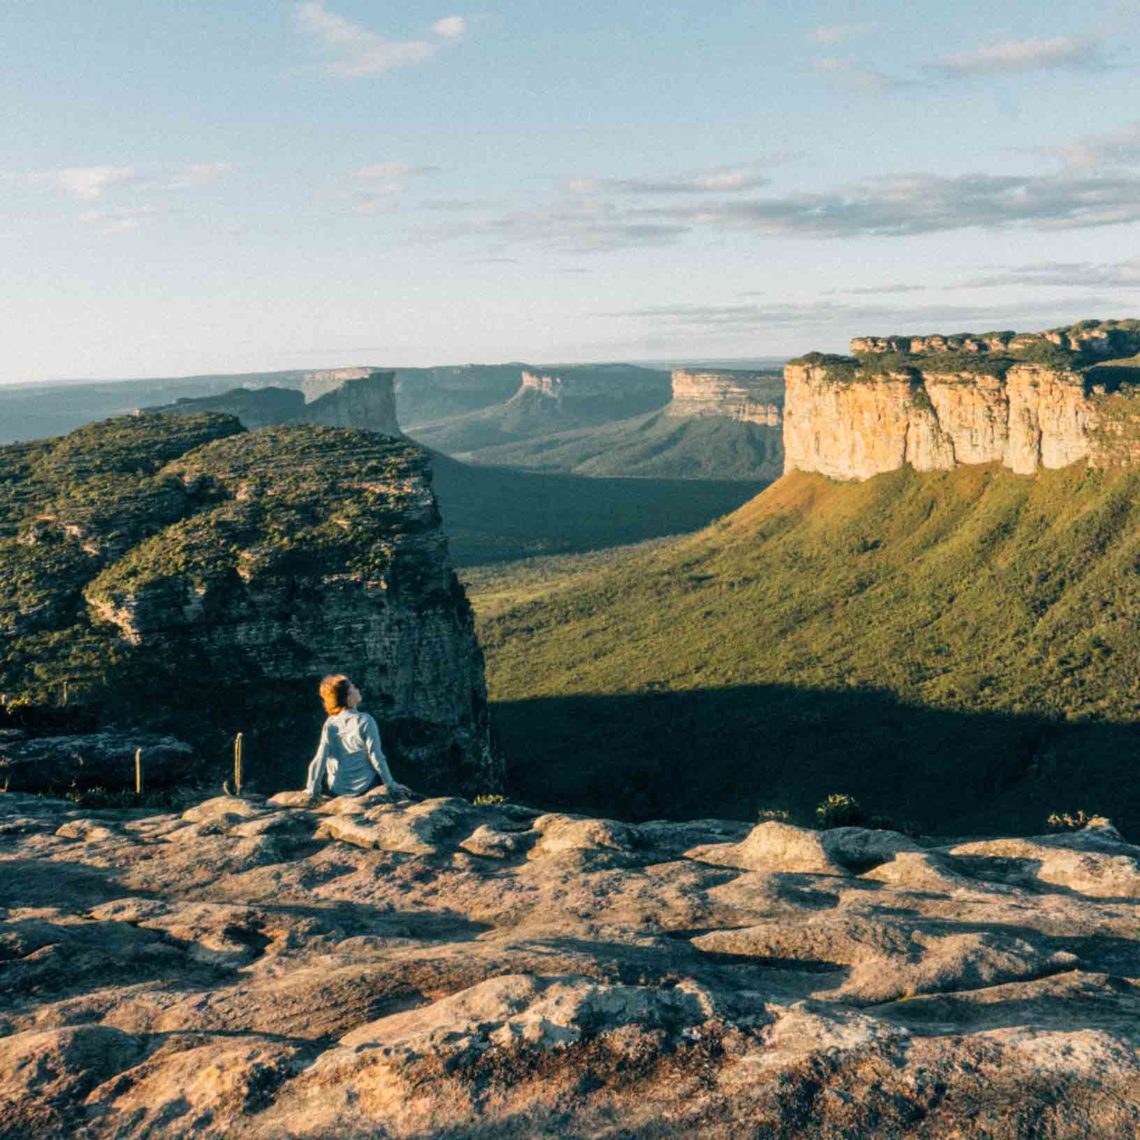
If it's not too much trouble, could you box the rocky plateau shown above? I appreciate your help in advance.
[784,321,1140,481]
[668,370,783,427]
[0,788,1137,1136]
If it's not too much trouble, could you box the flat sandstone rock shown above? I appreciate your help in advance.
[0,789,1137,1137]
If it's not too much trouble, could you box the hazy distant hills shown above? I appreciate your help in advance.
[406,364,672,454]
[455,406,785,480]
[468,463,1140,833]
[0,365,525,446]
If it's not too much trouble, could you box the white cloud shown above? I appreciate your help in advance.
[294,1,443,77]
[53,166,136,200]
[936,35,1106,76]
[432,15,466,40]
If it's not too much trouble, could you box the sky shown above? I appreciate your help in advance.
[1,0,1138,382]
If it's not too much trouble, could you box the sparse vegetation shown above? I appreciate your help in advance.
[473,793,506,806]
[816,793,864,829]
[468,465,1140,833]
[1046,810,1092,832]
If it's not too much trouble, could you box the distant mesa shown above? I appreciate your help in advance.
[142,368,400,437]
[784,319,1140,480]
[668,368,783,426]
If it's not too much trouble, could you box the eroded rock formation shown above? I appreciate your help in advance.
[1,789,1136,1136]
[668,369,783,426]
[144,370,400,437]
[0,414,495,794]
[851,318,1140,359]
[784,321,1140,480]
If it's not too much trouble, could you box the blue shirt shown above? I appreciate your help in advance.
[305,709,396,798]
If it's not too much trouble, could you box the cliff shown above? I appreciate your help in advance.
[668,369,783,426]
[784,321,1140,480]
[143,370,401,437]
[0,414,495,794]
[2,787,1137,1136]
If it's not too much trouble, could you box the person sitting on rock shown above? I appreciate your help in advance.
[305,674,405,801]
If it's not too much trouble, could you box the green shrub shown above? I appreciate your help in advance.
[473,793,506,806]
[816,793,864,829]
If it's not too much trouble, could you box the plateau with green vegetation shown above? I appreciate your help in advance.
[466,464,1140,835]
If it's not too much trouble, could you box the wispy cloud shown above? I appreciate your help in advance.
[812,57,918,93]
[612,297,1120,341]
[432,15,466,40]
[1051,121,1140,171]
[935,35,1108,76]
[295,2,464,77]
[424,159,1140,254]
[52,166,136,200]
[568,164,771,196]
[960,259,1140,290]
[811,22,876,45]
[351,161,437,213]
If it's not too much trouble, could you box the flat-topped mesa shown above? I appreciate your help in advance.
[143,370,401,437]
[668,369,783,426]
[784,321,1140,480]
[851,318,1140,360]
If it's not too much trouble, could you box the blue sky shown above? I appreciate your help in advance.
[1,0,1138,382]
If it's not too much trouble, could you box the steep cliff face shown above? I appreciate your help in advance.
[783,363,1107,479]
[667,369,783,426]
[0,414,495,794]
[144,371,401,437]
[784,322,1140,480]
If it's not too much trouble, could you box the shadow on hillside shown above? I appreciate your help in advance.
[493,685,1140,838]
[430,454,766,566]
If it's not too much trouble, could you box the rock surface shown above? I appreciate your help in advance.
[1,791,1136,1137]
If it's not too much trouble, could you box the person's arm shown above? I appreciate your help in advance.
[362,714,398,794]
[305,723,332,799]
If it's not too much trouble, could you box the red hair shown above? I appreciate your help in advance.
[319,674,351,716]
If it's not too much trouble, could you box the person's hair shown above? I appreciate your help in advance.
[319,674,352,716]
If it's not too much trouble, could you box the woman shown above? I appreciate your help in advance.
[305,674,403,800]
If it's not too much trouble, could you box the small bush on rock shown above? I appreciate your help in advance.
[1047,810,1092,832]
[816,793,864,830]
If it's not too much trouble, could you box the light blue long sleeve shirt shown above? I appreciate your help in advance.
[305,709,397,798]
